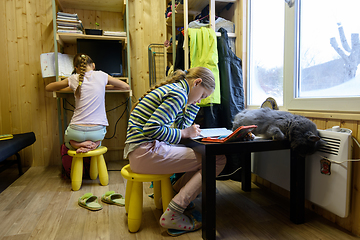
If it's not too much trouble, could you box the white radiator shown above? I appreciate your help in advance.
[251,127,353,218]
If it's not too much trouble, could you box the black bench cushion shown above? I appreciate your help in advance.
[0,132,36,162]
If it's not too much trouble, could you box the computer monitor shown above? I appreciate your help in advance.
[77,39,123,77]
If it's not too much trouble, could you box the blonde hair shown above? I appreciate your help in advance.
[73,53,94,98]
[132,67,215,110]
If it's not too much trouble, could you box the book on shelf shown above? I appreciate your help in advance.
[57,20,84,28]
[103,31,126,37]
[57,12,79,19]
[56,16,79,21]
[56,12,84,33]
[57,29,84,34]
[57,26,80,30]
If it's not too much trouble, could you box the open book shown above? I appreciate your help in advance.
[200,125,257,143]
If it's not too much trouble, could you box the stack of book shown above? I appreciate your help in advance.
[56,12,84,34]
[103,31,126,37]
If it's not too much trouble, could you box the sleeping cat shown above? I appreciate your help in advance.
[232,108,325,155]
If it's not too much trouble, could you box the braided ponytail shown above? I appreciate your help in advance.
[73,54,94,98]
[74,55,87,98]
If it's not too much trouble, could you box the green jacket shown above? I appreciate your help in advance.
[188,27,220,106]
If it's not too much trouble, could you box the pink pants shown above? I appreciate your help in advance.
[128,140,227,209]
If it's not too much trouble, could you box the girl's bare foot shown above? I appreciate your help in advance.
[76,147,91,153]
[70,140,101,153]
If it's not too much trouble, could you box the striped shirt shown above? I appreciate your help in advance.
[124,79,200,158]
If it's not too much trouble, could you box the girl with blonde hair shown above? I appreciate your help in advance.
[124,67,226,236]
[46,53,130,153]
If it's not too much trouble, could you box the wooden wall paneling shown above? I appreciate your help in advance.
[130,0,146,100]
[99,11,123,31]
[0,0,10,135]
[27,0,46,166]
[128,0,167,101]
[37,0,53,166]
[42,0,60,166]
[23,0,33,166]
[82,10,97,30]
[6,0,20,135]
[325,119,342,130]
[40,0,58,167]
[311,118,326,130]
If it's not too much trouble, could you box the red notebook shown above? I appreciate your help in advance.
[201,125,257,143]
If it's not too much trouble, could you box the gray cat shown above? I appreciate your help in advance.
[232,108,324,155]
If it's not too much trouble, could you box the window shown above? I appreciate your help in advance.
[297,0,360,99]
[248,0,285,106]
[248,0,360,112]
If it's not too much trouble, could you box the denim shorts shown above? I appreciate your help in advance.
[64,124,107,150]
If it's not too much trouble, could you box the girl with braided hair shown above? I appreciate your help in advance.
[46,53,130,153]
[124,67,226,236]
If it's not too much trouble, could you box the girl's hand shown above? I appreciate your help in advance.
[107,76,130,90]
[181,124,201,139]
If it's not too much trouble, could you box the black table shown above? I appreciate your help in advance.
[185,138,305,240]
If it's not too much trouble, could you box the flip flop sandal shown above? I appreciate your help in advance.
[101,191,125,206]
[78,193,103,211]
[167,210,202,237]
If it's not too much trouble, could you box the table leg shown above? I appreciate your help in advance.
[241,151,251,192]
[290,150,305,224]
[202,152,216,240]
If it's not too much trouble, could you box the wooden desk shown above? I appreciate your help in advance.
[52,90,132,145]
[185,138,305,240]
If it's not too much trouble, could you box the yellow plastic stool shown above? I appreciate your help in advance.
[68,146,108,191]
[121,164,174,232]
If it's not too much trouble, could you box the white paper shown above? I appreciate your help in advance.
[40,53,55,78]
[192,128,233,139]
[58,53,74,77]
[40,52,74,78]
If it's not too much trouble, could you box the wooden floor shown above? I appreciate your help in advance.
[0,161,358,240]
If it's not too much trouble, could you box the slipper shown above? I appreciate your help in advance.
[101,191,125,206]
[78,193,103,211]
[167,210,202,237]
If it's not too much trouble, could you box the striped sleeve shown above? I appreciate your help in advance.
[142,89,187,144]
[174,104,200,129]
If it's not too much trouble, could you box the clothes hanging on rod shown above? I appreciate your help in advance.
[194,27,244,130]
[217,27,244,129]
[188,27,221,106]
[189,17,236,52]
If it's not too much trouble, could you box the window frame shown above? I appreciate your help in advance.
[247,0,360,112]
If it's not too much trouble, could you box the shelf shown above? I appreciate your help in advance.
[166,0,237,27]
[53,89,132,98]
[57,0,125,13]
[57,33,127,45]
